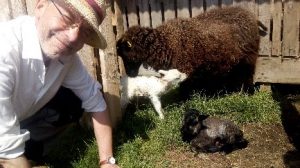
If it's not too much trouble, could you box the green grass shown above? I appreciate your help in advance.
[45,90,281,168]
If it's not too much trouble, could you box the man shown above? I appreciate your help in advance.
[0,0,120,167]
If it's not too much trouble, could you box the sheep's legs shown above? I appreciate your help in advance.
[150,96,164,119]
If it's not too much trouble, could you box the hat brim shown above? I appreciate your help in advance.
[64,0,107,49]
[86,25,107,49]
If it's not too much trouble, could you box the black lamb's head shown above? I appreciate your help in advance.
[117,26,156,77]
[181,109,209,142]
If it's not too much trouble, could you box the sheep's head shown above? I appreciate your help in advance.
[117,26,156,77]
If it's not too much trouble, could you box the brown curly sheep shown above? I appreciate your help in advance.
[117,6,260,96]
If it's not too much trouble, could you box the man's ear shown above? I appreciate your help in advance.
[35,0,49,18]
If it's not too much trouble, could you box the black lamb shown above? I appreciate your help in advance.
[181,109,248,154]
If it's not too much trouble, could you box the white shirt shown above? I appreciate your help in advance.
[0,16,107,159]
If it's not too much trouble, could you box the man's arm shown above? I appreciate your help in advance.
[91,109,119,168]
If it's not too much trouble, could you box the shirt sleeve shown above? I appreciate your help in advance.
[0,33,30,159]
[62,55,107,112]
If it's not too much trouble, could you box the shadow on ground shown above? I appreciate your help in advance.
[272,84,300,168]
[42,124,94,168]
[115,102,155,145]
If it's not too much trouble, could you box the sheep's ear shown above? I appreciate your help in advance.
[158,70,167,75]
[126,40,132,48]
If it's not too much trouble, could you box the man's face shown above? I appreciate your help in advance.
[35,0,93,59]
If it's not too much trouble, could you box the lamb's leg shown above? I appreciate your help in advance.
[149,96,164,119]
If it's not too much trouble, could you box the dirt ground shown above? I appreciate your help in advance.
[163,85,300,168]
[164,124,300,168]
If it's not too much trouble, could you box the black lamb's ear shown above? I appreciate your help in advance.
[198,114,209,121]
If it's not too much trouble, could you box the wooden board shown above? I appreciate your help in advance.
[191,0,204,17]
[0,0,27,21]
[282,0,300,57]
[99,7,122,126]
[0,0,12,21]
[254,57,300,84]
[137,0,151,27]
[126,0,139,27]
[163,0,176,21]
[25,0,36,16]
[222,0,233,7]
[149,0,163,28]
[257,0,271,56]
[177,0,190,18]
[271,0,282,57]
[206,0,219,11]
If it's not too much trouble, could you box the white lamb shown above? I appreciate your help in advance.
[120,69,187,119]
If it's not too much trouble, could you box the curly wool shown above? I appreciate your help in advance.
[117,6,259,87]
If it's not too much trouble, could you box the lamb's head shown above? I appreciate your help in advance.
[181,109,209,142]
[159,69,187,86]
[117,26,156,77]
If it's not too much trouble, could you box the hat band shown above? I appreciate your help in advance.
[85,0,104,23]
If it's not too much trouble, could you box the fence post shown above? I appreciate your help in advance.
[99,1,122,127]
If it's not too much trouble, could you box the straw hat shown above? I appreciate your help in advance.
[63,0,107,49]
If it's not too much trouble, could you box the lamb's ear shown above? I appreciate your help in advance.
[198,114,209,121]
[158,70,167,75]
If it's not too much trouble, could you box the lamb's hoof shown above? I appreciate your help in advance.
[159,115,165,119]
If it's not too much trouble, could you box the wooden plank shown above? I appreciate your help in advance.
[25,0,36,16]
[114,0,126,76]
[163,0,176,21]
[99,5,122,127]
[126,0,139,27]
[120,0,128,30]
[233,0,257,14]
[177,0,190,18]
[205,0,219,11]
[78,45,97,79]
[0,0,12,21]
[271,0,282,57]
[115,0,125,39]
[149,0,162,28]
[0,0,27,21]
[191,0,204,17]
[282,0,300,57]
[254,57,300,84]
[222,0,233,7]
[257,0,271,56]
[10,0,27,17]
[137,0,151,27]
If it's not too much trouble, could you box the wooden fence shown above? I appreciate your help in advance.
[1,0,300,125]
